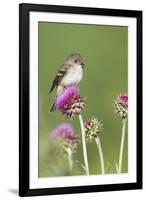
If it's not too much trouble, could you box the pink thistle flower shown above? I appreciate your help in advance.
[49,123,79,150]
[115,94,128,118]
[55,86,85,118]
[50,123,75,140]
[55,86,79,109]
[118,94,128,105]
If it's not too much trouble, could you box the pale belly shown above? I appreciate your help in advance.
[60,65,83,86]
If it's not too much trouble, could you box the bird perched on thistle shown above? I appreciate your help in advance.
[49,53,84,112]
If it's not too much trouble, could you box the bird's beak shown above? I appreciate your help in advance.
[81,62,85,68]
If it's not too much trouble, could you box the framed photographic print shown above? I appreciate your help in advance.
[19,3,142,197]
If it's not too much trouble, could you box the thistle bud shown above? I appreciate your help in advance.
[84,118,103,142]
[114,94,128,119]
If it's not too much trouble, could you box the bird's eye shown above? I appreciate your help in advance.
[74,59,78,63]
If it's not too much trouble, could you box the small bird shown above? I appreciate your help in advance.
[49,53,84,112]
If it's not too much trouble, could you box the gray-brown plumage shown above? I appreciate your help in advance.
[49,63,68,94]
[49,53,84,112]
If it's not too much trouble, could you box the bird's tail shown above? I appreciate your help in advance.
[49,86,64,112]
[50,101,56,112]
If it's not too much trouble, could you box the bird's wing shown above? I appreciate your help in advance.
[49,63,68,93]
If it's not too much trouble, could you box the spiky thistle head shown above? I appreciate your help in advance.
[84,118,103,142]
[55,86,85,118]
[114,94,128,119]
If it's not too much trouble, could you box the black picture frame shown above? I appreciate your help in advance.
[19,3,143,197]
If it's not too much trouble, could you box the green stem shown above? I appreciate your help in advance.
[78,114,89,175]
[118,118,127,173]
[66,148,73,171]
[95,136,105,174]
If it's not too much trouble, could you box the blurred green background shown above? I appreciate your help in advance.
[38,22,128,177]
